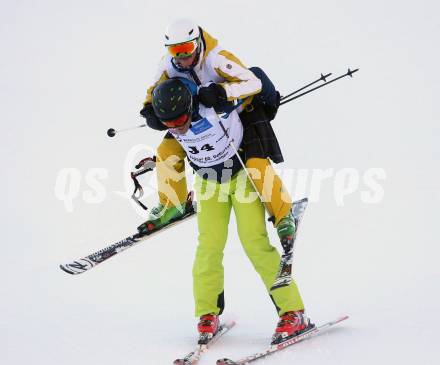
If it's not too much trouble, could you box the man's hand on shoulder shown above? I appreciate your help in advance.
[198,83,228,109]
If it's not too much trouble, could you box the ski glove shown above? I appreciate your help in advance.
[253,91,281,121]
[263,90,281,121]
[198,83,228,110]
[140,103,167,131]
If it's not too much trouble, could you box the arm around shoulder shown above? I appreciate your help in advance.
[213,50,262,101]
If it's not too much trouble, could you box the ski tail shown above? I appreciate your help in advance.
[174,321,235,365]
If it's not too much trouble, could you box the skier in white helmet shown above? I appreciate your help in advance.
[139,19,310,344]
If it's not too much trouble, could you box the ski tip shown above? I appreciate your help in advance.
[217,359,237,365]
[59,264,76,275]
[173,360,184,365]
[226,320,237,328]
[335,315,350,323]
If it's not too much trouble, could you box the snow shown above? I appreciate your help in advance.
[1,1,439,364]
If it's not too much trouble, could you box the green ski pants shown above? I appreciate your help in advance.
[193,170,304,317]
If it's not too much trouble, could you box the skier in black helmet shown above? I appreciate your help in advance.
[148,76,313,345]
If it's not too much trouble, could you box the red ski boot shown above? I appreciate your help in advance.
[197,314,220,345]
[271,310,314,345]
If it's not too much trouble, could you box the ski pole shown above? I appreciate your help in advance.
[280,68,359,106]
[107,124,146,138]
[280,72,332,101]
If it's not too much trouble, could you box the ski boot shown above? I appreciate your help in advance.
[276,210,297,254]
[197,314,220,345]
[271,310,314,345]
[137,202,187,234]
[270,211,298,290]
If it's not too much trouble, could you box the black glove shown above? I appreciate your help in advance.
[140,103,167,131]
[264,91,281,121]
[198,83,228,110]
[253,91,281,121]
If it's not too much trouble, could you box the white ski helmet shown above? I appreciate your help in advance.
[164,18,200,46]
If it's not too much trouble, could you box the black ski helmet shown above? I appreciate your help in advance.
[152,78,193,121]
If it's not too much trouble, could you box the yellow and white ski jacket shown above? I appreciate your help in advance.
[144,29,262,107]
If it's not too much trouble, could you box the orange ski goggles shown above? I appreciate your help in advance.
[167,39,198,58]
[161,113,190,128]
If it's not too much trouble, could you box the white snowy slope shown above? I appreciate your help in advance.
[1,1,439,365]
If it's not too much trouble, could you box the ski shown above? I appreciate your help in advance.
[216,315,348,365]
[271,198,308,290]
[174,321,236,365]
[60,201,196,275]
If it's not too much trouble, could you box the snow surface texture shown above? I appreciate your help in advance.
[1,1,439,364]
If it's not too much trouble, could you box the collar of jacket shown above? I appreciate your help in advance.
[199,28,218,66]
